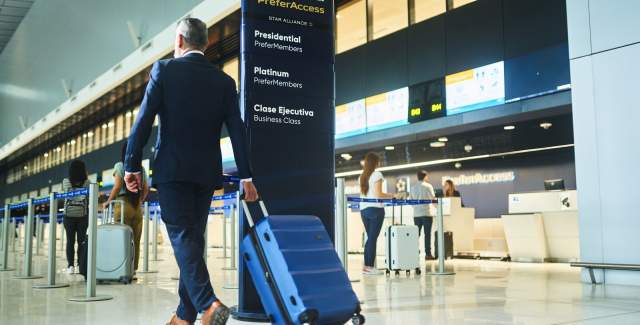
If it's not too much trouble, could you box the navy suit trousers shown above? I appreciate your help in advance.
[157,182,216,322]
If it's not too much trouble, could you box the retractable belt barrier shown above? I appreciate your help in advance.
[336,182,454,277]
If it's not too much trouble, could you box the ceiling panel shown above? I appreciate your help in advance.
[0,0,35,54]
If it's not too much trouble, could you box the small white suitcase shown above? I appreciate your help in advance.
[384,205,421,276]
[97,200,135,284]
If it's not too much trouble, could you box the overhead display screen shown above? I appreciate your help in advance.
[446,61,505,115]
[505,44,571,102]
[408,78,445,123]
[335,99,366,139]
[365,87,409,132]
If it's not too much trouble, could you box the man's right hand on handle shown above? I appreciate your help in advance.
[243,181,259,202]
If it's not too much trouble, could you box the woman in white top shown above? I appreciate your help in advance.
[359,152,395,275]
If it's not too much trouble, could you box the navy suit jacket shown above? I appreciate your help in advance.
[124,53,252,188]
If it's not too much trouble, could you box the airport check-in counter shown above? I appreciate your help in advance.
[501,190,579,262]
[346,197,475,258]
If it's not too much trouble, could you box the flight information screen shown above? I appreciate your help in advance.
[365,87,409,132]
[446,61,505,115]
[408,78,446,123]
[335,99,366,139]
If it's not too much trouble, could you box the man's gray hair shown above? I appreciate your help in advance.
[177,18,208,50]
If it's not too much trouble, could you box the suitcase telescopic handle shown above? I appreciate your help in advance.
[107,200,125,225]
[240,195,268,228]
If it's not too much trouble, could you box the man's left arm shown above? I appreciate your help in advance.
[124,61,163,191]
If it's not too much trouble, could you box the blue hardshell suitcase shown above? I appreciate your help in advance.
[241,200,365,325]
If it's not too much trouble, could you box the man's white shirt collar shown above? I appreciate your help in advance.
[182,50,204,57]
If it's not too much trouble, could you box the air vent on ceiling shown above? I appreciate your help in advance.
[70,96,77,102]
[55,108,61,113]
[141,41,153,52]
[89,81,97,88]
[113,63,122,72]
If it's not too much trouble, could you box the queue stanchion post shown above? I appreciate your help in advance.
[223,202,239,289]
[69,184,113,302]
[151,207,162,261]
[428,198,455,276]
[223,202,237,272]
[15,199,42,279]
[218,207,228,260]
[34,193,69,289]
[10,217,16,253]
[138,202,157,274]
[1,205,14,272]
[35,216,42,256]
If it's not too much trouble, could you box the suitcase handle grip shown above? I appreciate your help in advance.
[240,195,268,228]
[107,200,125,225]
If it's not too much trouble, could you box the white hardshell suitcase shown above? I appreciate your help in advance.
[384,205,421,276]
[97,200,135,284]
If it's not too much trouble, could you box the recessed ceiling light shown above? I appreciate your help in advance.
[56,147,61,152]
[438,137,448,142]
[126,111,132,117]
[504,125,515,130]
[454,162,462,169]
[102,124,108,129]
[385,146,395,151]
[23,165,28,170]
[540,122,552,129]
[464,144,473,152]
[340,153,352,161]
[430,141,445,148]
[43,153,49,157]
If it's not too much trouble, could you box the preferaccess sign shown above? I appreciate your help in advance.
[237,0,335,319]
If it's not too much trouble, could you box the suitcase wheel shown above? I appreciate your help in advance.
[395,270,400,277]
[119,276,132,285]
[298,309,319,324]
[385,270,390,276]
[415,268,422,276]
[352,313,366,325]
[406,270,411,277]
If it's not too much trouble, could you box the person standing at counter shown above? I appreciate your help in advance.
[444,179,463,206]
[359,152,395,275]
[409,170,436,260]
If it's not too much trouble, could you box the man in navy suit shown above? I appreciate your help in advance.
[124,18,258,325]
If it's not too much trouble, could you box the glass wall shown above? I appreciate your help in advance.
[336,0,367,53]
[415,0,446,23]
[5,108,146,185]
[371,0,408,40]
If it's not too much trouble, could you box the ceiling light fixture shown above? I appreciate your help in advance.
[102,124,108,129]
[540,122,552,130]
[385,146,395,151]
[340,153,352,161]
[464,144,473,153]
[430,141,445,148]
[43,153,48,158]
[504,125,515,130]
[334,144,575,177]
[438,137,448,142]
[454,162,462,169]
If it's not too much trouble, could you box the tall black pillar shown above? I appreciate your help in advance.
[233,0,336,320]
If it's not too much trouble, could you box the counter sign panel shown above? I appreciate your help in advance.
[239,0,335,317]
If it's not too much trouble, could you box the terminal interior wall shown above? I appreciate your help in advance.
[567,0,640,285]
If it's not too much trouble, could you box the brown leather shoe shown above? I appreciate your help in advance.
[201,301,230,325]
[166,313,193,325]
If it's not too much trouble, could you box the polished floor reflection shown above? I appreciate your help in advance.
[1,241,640,325]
